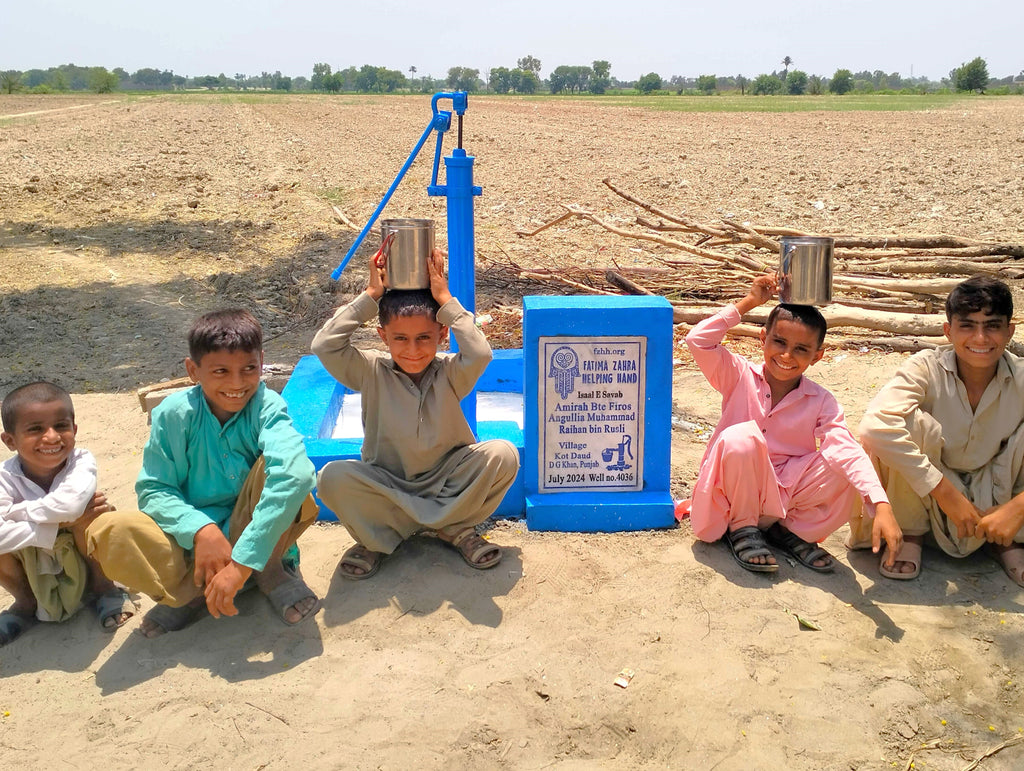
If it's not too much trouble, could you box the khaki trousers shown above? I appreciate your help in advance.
[316,439,519,554]
[86,457,318,607]
[14,532,89,622]
[849,410,1024,556]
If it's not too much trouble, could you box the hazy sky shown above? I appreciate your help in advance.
[4,0,1021,82]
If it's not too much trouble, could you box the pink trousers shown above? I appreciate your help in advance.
[690,421,858,543]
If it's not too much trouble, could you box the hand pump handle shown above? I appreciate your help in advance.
[329,93,466,280]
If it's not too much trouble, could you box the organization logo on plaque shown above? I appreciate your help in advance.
[539,337,645,492]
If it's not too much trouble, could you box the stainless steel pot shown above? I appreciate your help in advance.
[379,218,434,289]
[778,236,834,306]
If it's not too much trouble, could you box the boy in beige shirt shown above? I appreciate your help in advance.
[312,251,519,579]
[851,276,1024,585]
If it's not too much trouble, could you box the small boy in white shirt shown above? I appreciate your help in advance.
[0,381,133,646]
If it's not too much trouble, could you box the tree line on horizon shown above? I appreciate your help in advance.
[2,56,1020,96]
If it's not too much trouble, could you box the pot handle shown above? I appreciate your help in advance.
[373,232,397,269]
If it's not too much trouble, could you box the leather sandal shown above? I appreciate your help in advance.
[765,522,835,573]
[725,525,778,573]
[879,537,922,580]
[446,529,502,570]
[339,543,384,580]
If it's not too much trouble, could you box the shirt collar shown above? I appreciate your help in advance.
[752,362,814,400]
[937,346,958,375]
[8,452,71,492]
[937,345,1014,384]
[9,455,31,482]
[195,382,262,431]
[389,357,440,388]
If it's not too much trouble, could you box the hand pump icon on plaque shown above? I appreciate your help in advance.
[602,435,633,471]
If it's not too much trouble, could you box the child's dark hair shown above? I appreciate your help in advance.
[765,303,828,347]
[1,381,74,433]
[188,309,263,363]
[945,275,1013,322]
[378,289,441,327]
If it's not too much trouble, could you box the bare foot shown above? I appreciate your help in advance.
[103,611,133,629]
[0,606,37,646]
[725,525,778,572]
[95,587,136,630]
[279,595,319,624]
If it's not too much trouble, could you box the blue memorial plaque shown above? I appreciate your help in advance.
[524,295,675,532]
[539,337,645,493]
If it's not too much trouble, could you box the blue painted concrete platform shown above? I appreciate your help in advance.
[282,350,526,522]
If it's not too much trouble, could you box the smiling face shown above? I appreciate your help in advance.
[377,313,448,385]
[1,399,77,490]
[759,317,825,396]
[944,310,1015,378]
[185,347,263,423]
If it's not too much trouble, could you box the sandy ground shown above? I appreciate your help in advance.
[1,94,1024,770]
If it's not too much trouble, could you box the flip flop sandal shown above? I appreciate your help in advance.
[0,609,37,647]
[988,543,1024,588]
[141,601,206,636]
[725,525,778,573]
[95,588,136,632]
[765,523,835,573]
[879,539,922,580]
[339,543,384,581]
[448,529,502,570]
[265,570,322,626]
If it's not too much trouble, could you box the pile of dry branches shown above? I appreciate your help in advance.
[502,179,1024,351]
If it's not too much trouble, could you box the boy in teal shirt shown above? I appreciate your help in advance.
[87,309,320,636]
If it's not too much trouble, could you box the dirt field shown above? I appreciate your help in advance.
[1,94,1024,770]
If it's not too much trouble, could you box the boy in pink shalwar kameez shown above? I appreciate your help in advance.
[685,275,902,574]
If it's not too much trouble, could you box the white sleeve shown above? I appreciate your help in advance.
[2,450,98,525]
[0,518,59,552]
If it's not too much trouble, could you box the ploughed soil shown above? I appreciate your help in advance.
[1,94,1023,770]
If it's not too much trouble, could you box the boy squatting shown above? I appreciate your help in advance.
[1,381,133,646]
[86,310,321,637]
[312,249,519,579]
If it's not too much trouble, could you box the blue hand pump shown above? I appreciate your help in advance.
[329,92,483,429]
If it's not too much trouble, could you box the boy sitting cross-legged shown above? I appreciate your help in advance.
[312,249,519,579]
[87,309,321,637]
[1,381,134,646]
